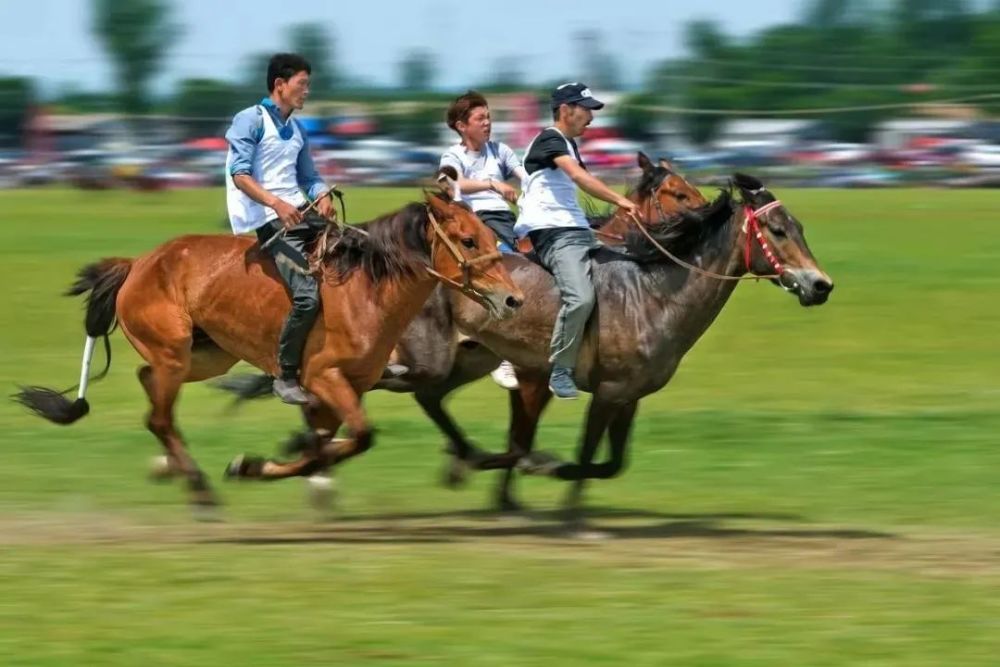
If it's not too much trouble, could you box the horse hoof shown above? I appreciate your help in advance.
[516,451,564,477]
[305,474,337,511]
[191,503,223,523]
[567,527,611,541]
[496,497,526,514]
[441,457,471,489]
[148,455,175,482]
[223,454,264,480]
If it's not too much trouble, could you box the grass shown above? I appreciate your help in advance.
[0,186,998,665]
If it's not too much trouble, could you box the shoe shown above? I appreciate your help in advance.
[548,365,578,400]
[490,360,520,390]
[381,363,410,379]
[273,377,310,405]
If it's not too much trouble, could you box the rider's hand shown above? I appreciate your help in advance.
[493,181,518,204]
[272,198,303,229]
[315,195,335,221]
[617,197,639,217]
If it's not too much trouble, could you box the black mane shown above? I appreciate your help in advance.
[322,201,431,284]
[623,189,734,263]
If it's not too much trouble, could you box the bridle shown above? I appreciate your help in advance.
[627,196,793,287]
[424,207,503,301]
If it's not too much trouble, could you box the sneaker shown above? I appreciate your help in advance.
[381,363,410,379]
[548,365,578,400]
[490,360,520,390]
[273,377,310,405]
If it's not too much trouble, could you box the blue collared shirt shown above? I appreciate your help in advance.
[224,97,326,200]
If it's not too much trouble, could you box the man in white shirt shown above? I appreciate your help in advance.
[515,82,637,399]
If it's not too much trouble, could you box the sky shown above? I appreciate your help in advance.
[1,0,805,96]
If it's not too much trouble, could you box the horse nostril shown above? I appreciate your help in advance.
[505,295,523,309]
[814,279,833,294]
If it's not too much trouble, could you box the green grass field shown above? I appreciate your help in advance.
[1,186,998,665]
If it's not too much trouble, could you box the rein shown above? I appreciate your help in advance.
[626,199,787,283]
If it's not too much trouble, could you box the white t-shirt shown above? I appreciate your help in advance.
[439,141,522,212]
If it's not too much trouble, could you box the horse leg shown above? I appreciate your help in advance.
[147,345,238,483]
[552,398,618,524]
[415,389,482,488]
[495,373,552,512]
[298,402,343,511]
[588,400,637,481]
[226,367,370,480]
[138,357,218,511]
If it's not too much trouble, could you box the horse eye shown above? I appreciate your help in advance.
[461,237,476,249]
[768,225,787,238]
[675,192,688,201]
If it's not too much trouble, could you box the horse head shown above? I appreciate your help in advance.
[733,173,834,306]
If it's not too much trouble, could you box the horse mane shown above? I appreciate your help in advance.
[587,166,672,230]
[321,201,432,284]
[622,189,734,263]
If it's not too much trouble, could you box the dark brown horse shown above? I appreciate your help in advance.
[15,187,523,511]
[435,172,833,523]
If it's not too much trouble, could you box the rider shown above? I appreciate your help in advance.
[440,90,526,390]
[514,82,638,399]
[224,52,334,405]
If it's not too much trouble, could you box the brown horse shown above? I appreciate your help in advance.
[15,188,523,510]
[217,154,712,500]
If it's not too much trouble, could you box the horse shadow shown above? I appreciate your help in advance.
[203,505,896,546]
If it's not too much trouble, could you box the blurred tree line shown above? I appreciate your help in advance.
[635,0,1000,142]
[4,0,1000,146]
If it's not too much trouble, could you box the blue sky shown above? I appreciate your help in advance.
[3,0,805,94]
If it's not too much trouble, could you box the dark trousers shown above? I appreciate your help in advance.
[477,209,518,253]
[255,212,327,379]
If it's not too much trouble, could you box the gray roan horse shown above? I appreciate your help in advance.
[220,169,833,522]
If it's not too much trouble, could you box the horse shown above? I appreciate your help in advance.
[433,172,834,523]
[14,185,523,511]
[216,154,713,503]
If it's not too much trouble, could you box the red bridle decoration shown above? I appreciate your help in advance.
[743,200,786,276]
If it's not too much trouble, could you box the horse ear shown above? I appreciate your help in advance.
[637,151,653,173]
[657,157,676,172]
[424,188,451,216]
[436,166,461,201]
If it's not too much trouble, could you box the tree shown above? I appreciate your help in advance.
[398,50,436,91]
[574,30,622,90]
[240,52,273,98]
[0,78,35,148]
[486,56,525,91]
[173,79,242,138]
[91,0,180,115]
[287,24,339,99]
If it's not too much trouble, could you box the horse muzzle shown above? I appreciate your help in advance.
[774,268,834,307]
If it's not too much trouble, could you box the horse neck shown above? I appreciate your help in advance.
[643,208,746,351]
[592,192,644,241]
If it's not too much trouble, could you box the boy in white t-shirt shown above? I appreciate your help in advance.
[440,91,526,389]
[440,91,527,252]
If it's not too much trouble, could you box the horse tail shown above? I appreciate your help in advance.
[13,258,133,425]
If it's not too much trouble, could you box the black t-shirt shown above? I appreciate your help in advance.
[523,129,585,175]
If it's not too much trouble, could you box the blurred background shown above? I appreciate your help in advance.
[3,0,1000,189]
[3,2,1000,665]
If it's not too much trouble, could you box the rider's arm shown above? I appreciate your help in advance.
[294,126,328,201]
[554,155,632,208]
[226,108,275,206]
[439,150,493,194]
